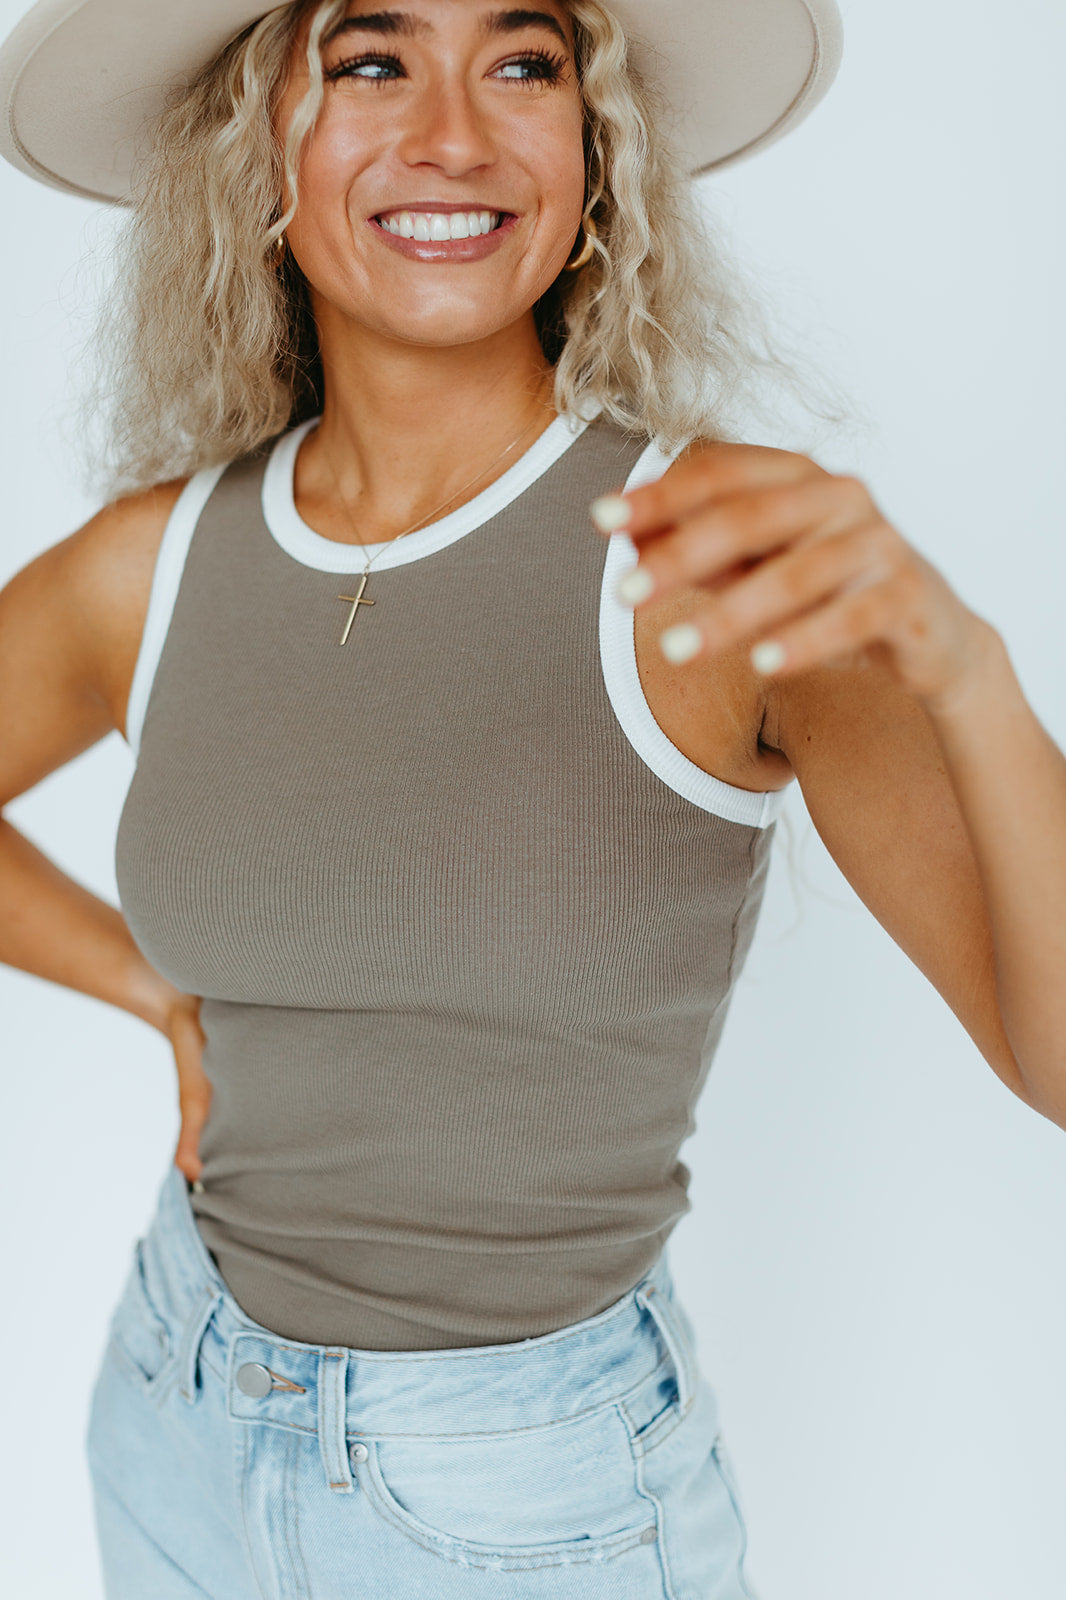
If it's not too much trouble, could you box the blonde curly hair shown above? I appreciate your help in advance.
[80,0,855,497]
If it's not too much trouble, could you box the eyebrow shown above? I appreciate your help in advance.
[327,9,570,51]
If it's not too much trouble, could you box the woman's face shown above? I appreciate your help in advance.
[276,0,587,353]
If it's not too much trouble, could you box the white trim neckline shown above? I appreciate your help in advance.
[127,421,789,827]
[262,410,594,574]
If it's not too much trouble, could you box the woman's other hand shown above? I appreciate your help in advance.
[160,990,211,1186]
[590,443,991,716]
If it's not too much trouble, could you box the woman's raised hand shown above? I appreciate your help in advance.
[161,990,212,1186]
[590,443,992,714]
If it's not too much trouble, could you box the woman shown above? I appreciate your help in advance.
[1,0,1064,1595]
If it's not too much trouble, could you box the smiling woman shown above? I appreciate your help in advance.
[76,0,821,499]
[3,0,1066,1597]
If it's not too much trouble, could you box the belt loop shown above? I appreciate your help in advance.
[178,1284,223,1405]
[319,1351,354,1494]
[634,1277,697,1416]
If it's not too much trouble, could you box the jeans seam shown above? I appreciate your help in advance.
[712,1439,760,1600]
[282,1430,312,1600]
[626,1400,684,1456]
[628,1429,675,1600]
[237,1421,272,1600]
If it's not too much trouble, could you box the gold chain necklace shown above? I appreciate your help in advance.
[321,411,548,645]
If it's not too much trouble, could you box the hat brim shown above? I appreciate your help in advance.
[0,0,843,204]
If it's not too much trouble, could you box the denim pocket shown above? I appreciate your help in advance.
[105,1237,176,1392]
[359,1403,658,1570]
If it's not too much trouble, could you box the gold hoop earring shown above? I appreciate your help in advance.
[563,214,597,272]
[272,232,288,266]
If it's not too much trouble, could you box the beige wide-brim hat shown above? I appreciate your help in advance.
[0,0,844,204]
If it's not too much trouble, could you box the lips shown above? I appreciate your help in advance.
[374,208,507,241]
[368,204,519,262]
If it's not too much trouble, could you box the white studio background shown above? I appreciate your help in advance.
[1,1,1063,1596]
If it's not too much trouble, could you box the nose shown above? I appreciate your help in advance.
[394,78,497,176]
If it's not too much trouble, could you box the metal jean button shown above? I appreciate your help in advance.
[349,1441,369,1466]
[236,1362,273,1398]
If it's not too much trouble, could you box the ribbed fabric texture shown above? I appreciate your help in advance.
[115,416,774,1351]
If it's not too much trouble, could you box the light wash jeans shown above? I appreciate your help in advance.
[87,1163,759,1599]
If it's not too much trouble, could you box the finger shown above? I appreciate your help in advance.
[175,1059,213,1116]
[171,1008,211,1184]
[170,996,206,1051]
[173,1135,205,1185]
[745,579,908,679]
[174,1070,212,1175]
[613,476,873,606]
[590,443,820,540]
[174,1081,211,1183]
[658,519,895,659]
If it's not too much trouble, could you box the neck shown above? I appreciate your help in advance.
[297,309,558,543]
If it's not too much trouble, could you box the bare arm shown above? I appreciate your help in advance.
[766,638,1055,1114]
[0,482,212,1178]
[594,442,1066,1130]
[806,625,1066,1113]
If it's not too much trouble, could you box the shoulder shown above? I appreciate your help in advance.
[51,476,187,633]
[76,479,192,733]
[763,655,947,794]
[2,478,189,735]
[631,438,797,794]
[61,476,187,578]
[0,476,194,799]
[633,598,794,795]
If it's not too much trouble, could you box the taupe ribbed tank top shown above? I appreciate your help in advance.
[115,411,783,1351]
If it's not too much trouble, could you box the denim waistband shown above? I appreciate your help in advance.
[134,1163,702,1492]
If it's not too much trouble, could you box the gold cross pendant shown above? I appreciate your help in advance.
[337,571,375,644]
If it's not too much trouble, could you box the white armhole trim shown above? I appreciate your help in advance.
[598,440,786,829]
[124,463,228,759]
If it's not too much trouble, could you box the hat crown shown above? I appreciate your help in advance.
[0,0,844,204]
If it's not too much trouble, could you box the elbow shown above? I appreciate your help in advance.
[1002,1049,1066,1134]
[976,1021,1066,1132]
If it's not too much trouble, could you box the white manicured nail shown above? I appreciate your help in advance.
[660,623,702,663]
[589,494,631,533]
[615,567,655,605]
[751,640,786,674]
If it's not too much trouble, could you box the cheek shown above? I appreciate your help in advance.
[525,112,587,233]
[287,120,378,250]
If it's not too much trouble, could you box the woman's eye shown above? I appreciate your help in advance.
[494,51,567,85]
[325,48,566,87]
[326,53,404,83]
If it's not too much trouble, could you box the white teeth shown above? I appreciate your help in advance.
[379,210,502,239]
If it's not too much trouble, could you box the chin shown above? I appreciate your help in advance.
[367,303,530,351]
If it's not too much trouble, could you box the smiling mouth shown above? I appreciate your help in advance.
[374,209,507,241]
